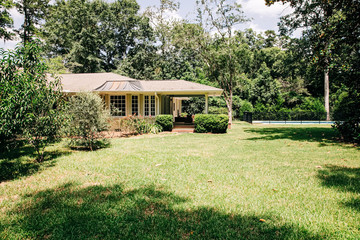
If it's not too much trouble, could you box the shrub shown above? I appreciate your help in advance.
[155,115,173,131]
[182,97,205,115]
[110,116,162,135]
[238,100,253,118]
[1,42,65,162]
[332,91,360,143]
[194,114,229,133]
[300,97,325,113]
[208,107,228,115]
[333,121,360,143]
[66,92,110,150]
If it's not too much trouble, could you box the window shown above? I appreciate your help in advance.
[132,96,138,116]
[110,95,126,116]
[150,96,155,116]
[144,95,156,116]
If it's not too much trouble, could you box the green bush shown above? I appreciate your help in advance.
[155,115,173,131]
[238,100,253,118]
[194,114,229,133]
[332,91,360,143]
[111,116,162,135]
[1,42,65,162]
[208,107,228,115]
[66,92,110,150]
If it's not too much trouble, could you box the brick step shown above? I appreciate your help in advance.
[173,125,195,129]
[172,128,195,133]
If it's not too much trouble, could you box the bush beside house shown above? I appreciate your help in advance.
[66,92,110,150]
[155,115,173,131]
[110,116,162,135]
[194,114,229,133]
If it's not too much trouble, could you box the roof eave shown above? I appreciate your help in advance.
[92,90,223,96]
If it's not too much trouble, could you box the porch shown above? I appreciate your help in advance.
[100,93,211,121]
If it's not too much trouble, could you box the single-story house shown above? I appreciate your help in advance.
[59,73,223,119]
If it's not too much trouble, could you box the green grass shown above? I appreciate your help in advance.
[0,122,359,239]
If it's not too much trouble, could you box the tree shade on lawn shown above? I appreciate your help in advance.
[0,123,359,239]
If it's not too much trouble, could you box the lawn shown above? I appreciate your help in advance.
[0,122,359,239]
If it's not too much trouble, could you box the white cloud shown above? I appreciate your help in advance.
[245,22,266,33]
[163,9,182,21]
[238,0,292,18]
[9,7,24,29]
[0,40,20,50]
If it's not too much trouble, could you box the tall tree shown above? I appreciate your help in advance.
[43,0,150,73]
[194,0,248,125]
[0,0,14,40]
[265,0,360,120]
[1,41,65,161]
[15,0,50,43]
[144,0,180,56]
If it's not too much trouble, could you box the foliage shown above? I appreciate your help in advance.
[332,91,360,143]
[15,0,50,42]
[1,42,65,162]
[251,62,281,106]
[298,97,325,113]
[43,0,151,73]
[155,115,173,131]
[0,0,13,40]
[208,107,227,115]
[194,114,228,133]
[237,99,253,118]
[118,0,204,81]
[110,116,162,135]
[266,0,360,120]
[66,92,110,151]
[46,56,69,74]
[333,121,360,144]
[182,97,205,115]
[173,0,249,125]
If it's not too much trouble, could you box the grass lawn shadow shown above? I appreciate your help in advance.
[0,183,325,239]
[243,126,352,148]
[0,143,71,182]
[318,165,360,211]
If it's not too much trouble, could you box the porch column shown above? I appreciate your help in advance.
[205,93,208,114]
[126,94,131,116]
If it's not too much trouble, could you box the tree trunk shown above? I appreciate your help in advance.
[324,68,330,121]
[225,90,233,128]
[24,4,28,43]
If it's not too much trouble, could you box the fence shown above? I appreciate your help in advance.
[243,111,329,124]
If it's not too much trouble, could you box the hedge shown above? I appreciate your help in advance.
[194,114,229,133]
[155,115,173,131]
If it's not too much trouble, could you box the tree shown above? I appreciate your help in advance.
[66,92,110,151]
[144,0,180,56]
[251,62,281,106]
[119,0,205,81]
[0,41,65,161]
[265,0,360,120]
[174,0,248,125]
[43,0,150,73]
[15,0,50,43]
[0,0,14,40]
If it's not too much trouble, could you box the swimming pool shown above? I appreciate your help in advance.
[252,120,335,124]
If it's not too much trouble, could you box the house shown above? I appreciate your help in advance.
[59,73,223,119]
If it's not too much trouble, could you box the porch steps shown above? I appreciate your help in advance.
[172,122,195,133]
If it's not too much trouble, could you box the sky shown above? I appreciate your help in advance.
[0,0,295,50]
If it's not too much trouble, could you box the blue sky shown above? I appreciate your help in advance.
[0,0,295,50]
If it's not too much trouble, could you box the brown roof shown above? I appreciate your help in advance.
[60,73,136,92]
[58,73,222,95]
